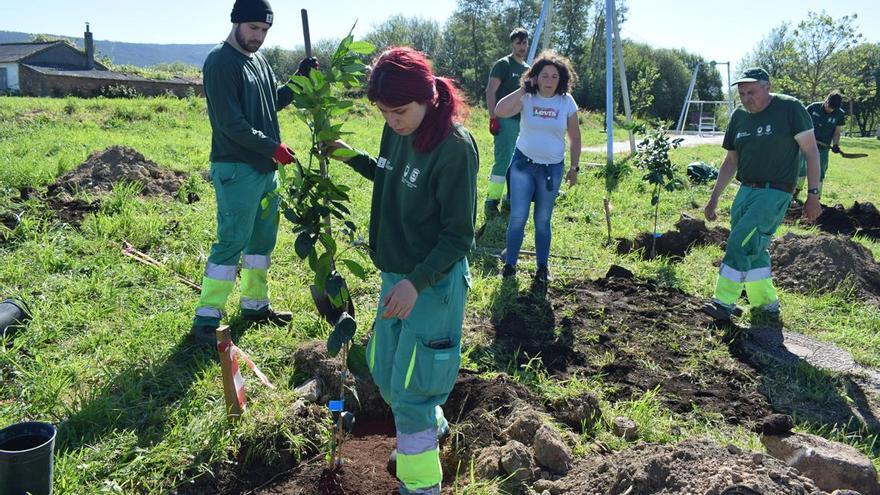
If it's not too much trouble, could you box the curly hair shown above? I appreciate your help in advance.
[521,50,577,96]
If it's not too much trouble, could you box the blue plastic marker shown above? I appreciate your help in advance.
[328,400,344,412]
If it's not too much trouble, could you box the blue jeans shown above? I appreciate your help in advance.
[505,149,564,267]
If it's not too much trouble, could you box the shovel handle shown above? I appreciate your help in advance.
[301,9,312,59]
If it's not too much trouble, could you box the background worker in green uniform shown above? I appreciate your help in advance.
[702,68,822,325]
[795,90,846,198]
[328,47,478,494]
[191,0,315,344]
[484,27,530,217]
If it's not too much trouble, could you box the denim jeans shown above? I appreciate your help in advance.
[505,148,564,267]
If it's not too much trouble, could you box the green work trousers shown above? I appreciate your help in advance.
[486,117,520,203]
[366,258,469,493]
[796,148,830,192]
[193,162,280,327]
[712,185,791,312]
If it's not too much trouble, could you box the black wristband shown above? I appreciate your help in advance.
[807,188,820,196]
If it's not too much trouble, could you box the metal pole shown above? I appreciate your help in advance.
[676,62,700,133]
[527,0,551,64]
[605,0,613,163]
[542,0,554,54]
[612,1,635,154]
[726,63,733,115]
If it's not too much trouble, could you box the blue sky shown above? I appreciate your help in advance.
[2,0,877,85]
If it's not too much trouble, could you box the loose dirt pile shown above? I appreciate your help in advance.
[556,439,826,494]
[771,233,880,305]
[787,202,880,241]
[48,146,188,198]
[617,215,729,259]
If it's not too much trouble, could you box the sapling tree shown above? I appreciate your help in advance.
[269,29,375,466]
[633,125,684,258]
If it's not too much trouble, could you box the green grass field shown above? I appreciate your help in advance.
[1,95,878,493]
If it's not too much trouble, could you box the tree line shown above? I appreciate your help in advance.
[740,11,879,137]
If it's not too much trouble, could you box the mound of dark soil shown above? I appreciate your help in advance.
[617,214,729,259]
[771,233,880,305]
[486,267,772,425]
[255,418,400,495]
[48,146,188,198]
[787,201,880,241]
[556,439,825,494]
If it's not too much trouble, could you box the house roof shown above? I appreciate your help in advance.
[22,64,201,85]
[0,42,61,63]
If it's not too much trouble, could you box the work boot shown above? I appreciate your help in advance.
[700,300,743,322]
[242,307,293,327]
[484,199,500,218]
[501,264,517,279]
[190,324,218,346]
[500,198,511,214]
[750,307,783,329]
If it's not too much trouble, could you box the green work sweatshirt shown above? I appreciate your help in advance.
[346,123,479,292]
[203,42,294,172]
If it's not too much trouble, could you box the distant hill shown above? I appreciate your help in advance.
[0,30,216,67]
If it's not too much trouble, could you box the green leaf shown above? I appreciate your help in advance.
[315,252,332,293]
[346,343,370,380]
[348,41,375,55]
[326,273,345,299]
[332,148,360,159]
[260,197,269,210]
[294,232,315,259]
[327,312,357,358]
[342,259,368,280]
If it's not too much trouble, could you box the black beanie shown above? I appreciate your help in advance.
[231,0,274,26]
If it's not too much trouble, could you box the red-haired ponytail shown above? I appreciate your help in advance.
[367,47,467,153]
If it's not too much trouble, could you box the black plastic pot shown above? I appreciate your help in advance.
[0,421,56,495]
[0,298,31,340]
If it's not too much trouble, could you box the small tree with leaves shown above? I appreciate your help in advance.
[271,29,374,466]
[633,125,684,258]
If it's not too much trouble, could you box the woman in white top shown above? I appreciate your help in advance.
[494,51,581,284]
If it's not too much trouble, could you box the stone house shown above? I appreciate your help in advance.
[0,25,202,97]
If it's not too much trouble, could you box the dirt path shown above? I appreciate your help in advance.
[584,133,725,154]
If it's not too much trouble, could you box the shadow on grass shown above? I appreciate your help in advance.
[727,325,880,445]
[55,316,253,454]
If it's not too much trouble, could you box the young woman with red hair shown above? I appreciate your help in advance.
[328,46,478,494]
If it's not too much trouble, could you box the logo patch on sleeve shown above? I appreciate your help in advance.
[266,14,274,24]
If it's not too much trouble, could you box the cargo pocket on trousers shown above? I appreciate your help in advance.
[405,338,461,397]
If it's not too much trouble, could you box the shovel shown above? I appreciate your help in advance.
[817,140,868,159]
[300,9,355,325]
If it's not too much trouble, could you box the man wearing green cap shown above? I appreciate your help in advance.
[702,67,822,326]
[484,27,530,217]
[794,90,847,198]
[191,0,306,343]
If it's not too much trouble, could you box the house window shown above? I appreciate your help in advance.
[0,68,7,91]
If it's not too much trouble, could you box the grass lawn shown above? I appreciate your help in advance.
[1,95,878,493]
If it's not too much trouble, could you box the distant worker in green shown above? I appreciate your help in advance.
[191,0,316,343]
[484,27,530,217]
[702,68,822,326]
[794,90,846,198]
[328,47,478,494]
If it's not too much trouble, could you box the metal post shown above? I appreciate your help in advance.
[612,0,635,154]
[528,0,552,64]
[605,0,613,163]
[676,62,700,133]
[542,0,554,54]
[726,63,733,115]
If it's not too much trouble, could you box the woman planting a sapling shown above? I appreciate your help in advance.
[326,47,478,495]
[495,51,582,284]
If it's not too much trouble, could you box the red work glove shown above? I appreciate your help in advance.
[273,143,295,165]
[489,117,500,136]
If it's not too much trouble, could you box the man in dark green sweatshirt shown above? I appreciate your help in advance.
[191,0,301,344]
